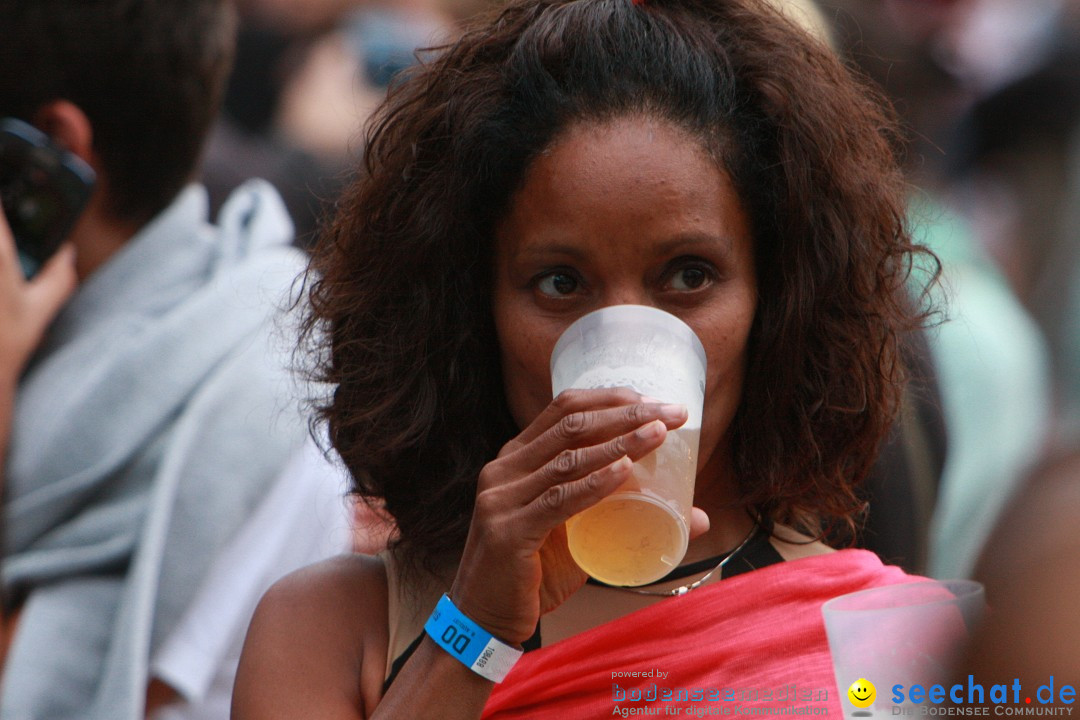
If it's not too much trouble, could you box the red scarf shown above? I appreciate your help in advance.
[483,549,913,718]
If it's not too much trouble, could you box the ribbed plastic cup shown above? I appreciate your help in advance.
[550,305,707,587]
[823,579,986,717]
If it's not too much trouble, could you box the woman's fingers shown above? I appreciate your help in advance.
[475,392,689,550]
[497,387,652,458]
[512,417,668,503]
[497,399,687,478]
[453,391,689,642]
[525,455,633,528]
[689,507,710,540]
[466,453,634,582]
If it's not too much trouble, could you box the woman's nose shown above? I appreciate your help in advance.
[601,285,655,309]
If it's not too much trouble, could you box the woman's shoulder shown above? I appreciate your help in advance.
[232,554,390,719]
[252,553,389,626]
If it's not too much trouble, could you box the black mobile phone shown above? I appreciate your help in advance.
[0,117,95,278]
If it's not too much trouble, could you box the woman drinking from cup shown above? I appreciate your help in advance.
[233,0,938,717]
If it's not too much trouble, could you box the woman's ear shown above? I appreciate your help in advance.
[32,100,94,166]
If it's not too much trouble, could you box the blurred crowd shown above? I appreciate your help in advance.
[818,0,1080,581]
[204,0,501,245]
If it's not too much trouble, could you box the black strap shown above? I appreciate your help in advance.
[585,520,781,587]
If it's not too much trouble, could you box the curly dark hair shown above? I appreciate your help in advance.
[304,0,938,573]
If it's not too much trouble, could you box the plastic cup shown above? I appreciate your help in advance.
[550,304,707,587]
[822,579,986,717]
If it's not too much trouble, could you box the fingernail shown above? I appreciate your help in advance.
[635,420,664,440]
[610,456,632,474]
[660,404,687,420]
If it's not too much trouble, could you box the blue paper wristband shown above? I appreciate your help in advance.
[423,594,523,683]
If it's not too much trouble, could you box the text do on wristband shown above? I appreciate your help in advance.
[424,594,523,683]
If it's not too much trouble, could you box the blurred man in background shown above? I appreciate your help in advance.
[0,2,343,718]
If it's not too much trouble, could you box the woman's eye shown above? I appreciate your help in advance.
[668,266,710,291]
[536,272,579,297]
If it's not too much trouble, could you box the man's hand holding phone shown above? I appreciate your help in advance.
[0,205,77,382]
[0,117,88,380]
[0,203,77,484]
[0,117,94,279]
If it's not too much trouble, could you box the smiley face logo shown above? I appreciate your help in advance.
[847,679,876,709]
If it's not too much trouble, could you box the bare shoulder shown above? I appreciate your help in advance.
[232,554,390,720]
[769,524,835,561]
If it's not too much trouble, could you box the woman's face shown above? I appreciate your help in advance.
[492,116,757,488]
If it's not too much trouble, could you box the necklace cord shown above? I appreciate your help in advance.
[592,519,761,597]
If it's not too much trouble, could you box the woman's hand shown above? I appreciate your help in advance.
[449,388,689,645]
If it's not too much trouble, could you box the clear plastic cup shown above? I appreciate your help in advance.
[550,305,707,587]
[822,579,986,717]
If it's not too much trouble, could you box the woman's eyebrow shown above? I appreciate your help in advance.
[651,233,735,255]
[513,243,588,261]
[511,233,735,261]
